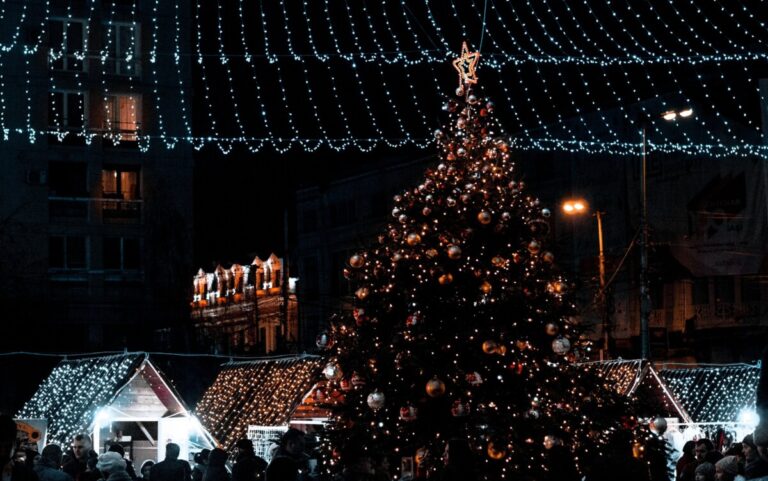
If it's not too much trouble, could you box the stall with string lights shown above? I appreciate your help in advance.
[659,364,761,452]
[194,355,324,460]
[16,353,216,466]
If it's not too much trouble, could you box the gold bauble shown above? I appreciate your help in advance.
[482,340,498,354]
[447,245,462,259]
[477,211,492,225]
[480,281,492,294]
[355,287,370,300]
[487,442,507,460]
[542,251,555,264]
[438,273,454,285]
[349,254,365,268]
[545,322,559,336]
[425,377,446,397]
[406,232,422,246]
[528,240,541,254]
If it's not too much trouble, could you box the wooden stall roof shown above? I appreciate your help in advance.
[16,353,146,443]
[195,355,324,449]
[660,364,760,423]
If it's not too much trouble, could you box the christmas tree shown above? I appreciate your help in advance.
[317,43,668,481]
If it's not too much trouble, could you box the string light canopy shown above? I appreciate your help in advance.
[16,354,146,444]
[660,364,760,424]
[194,355,324,449]
[1,0,764,155]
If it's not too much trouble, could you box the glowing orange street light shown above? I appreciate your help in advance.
[562,198,609,357]
[562,199,588,215]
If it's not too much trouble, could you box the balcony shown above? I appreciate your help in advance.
[102,121,142,149]
[48,197,142,224]
[49,197,89,220]
[99,198,142,223]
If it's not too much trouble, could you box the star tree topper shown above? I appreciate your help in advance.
[452,41,481,95]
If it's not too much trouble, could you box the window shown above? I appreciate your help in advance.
[48,19,86,71]
[329,200,356,227]
[104,23,139,76]
[714,276,735,303]
[48,162,87,197]
[49,236,87,270]
[370,191,389,218]
[104,94,141,141]
[742,277,761,303]
[101,167,140,200]
[301,209,318,233]
[692,277,709,305]
[103,237,140,271]
[49,91,86,130]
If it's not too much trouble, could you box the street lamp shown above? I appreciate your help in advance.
[562,198,609,357]
[639,107,694,360]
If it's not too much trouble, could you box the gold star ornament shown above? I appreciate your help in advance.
[452,41,481,94]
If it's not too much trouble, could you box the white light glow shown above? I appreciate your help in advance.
[678,108,694,118]
[738,408,760,429]
[662,111,677,121]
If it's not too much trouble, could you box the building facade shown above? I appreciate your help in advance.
[189,254,300,355]
[0,0,194,350]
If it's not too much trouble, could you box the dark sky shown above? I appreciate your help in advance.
[189,0,768,266]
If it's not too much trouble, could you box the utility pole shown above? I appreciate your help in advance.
[596,210,609,357]
[639,124,651,359]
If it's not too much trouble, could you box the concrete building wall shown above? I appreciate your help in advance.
[0,0,194,350]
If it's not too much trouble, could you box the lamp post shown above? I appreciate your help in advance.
[639,107,694,360]
[562,199,609,357]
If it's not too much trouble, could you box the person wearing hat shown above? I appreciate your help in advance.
[34,445,73,481]
[96,452,131,481]
[714,456,745,481]
[695,462,715,481]
[231,440,266,481]
[191,450,209,481]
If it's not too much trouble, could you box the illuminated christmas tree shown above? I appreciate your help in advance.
[317,43,668,481]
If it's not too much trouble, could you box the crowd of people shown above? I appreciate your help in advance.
[13,411,768,481]
[675,433,768,481]
[0,416,341,481]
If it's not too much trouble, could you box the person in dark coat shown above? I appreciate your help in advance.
[138,461,154,481]
[201,449,228,481]
[0,415,39,481]
[266,430,309,481]
[34,445,73,481]
[264,455,296,481]
[677,441,697,481]
[231,440,266,481]
[191,450,209,481]
[149,444,191,481]
[62,435,98,481]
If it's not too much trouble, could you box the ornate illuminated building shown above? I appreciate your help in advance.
[0,0,194,349]
[189,254,300,355]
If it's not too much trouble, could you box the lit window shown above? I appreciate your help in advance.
[101,167,140,200]
[48,19,86,71]
[104,94,141,141]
